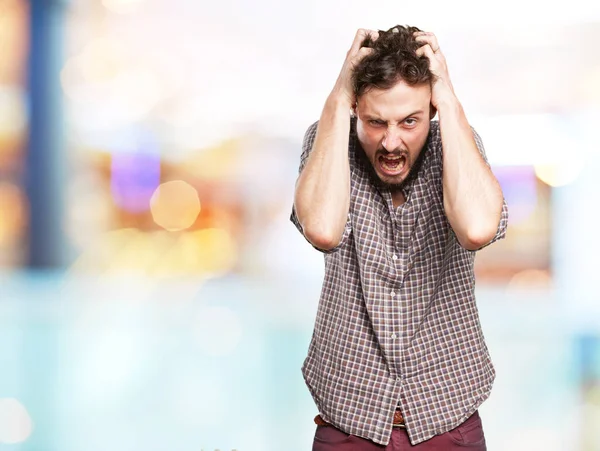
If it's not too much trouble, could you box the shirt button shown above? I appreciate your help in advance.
[392,254,398,260]
[390,291,395,297]
[391,333,397,339]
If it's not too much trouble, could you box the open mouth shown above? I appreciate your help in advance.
[378,154,407,176]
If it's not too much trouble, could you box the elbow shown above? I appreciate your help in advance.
[294,195,345,251]
[304,226,342,251]
[457,225,497,251]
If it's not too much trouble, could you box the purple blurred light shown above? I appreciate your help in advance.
[110,146,161,213]
[494,165,538,225]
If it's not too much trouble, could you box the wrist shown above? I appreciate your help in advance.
[327,88,354,111]
[435,94,462,116]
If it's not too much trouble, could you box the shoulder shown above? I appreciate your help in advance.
[302,120,320,150]
[424,120,442,162]
[305,120,319,135]
[428,119,441,142]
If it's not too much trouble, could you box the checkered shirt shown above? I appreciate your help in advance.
[290,118,508,445]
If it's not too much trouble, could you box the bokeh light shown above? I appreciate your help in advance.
[65,227,238,276]
[535,160,585,187]
[61,36,164,129]
[184,139,241,181]
[494,166,538,226]
[506,269,553,294]
[150,181,201,231]
[79,37,123,84]
[0,181,27,246]
[0,0,27,84]
[187,228,237,276]
[0,398,33,444]
[149,228,238,276]
[0,86,26,137]
[111,144,161,214]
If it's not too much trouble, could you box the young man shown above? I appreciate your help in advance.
[291,25,508,450]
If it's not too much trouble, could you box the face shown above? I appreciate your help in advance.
[355,80,432,191]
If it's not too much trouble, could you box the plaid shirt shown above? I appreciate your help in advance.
[291,118,508,446]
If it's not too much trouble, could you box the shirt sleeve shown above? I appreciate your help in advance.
[290,120,352,254]
[471,126,509,249]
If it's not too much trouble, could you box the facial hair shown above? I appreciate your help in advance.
[354,136,429,193]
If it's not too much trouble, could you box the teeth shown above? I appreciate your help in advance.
[382,158,404,171]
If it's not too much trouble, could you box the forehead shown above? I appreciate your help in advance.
[358,80,431,117]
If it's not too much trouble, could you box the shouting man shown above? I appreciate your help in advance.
[291,25,508,450]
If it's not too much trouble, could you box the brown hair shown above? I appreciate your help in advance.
[352,24,434,98]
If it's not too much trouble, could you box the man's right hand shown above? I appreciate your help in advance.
[331,28,379,109]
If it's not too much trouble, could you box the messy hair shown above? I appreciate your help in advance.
[352,24,434,98]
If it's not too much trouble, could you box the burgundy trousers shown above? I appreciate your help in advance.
[312,411,487,451]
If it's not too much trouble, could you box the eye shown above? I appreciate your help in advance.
[369,120,385,127]
[404,118,418,126]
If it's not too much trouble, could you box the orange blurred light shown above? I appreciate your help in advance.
[189,228,237,276]
[65,226,238,276]
[152,228,237,276]
[0,181,27,246]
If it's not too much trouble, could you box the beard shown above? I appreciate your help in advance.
[355,139,429,193]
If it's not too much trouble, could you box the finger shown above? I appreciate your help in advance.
[351,46,374,66]
[350,28,378,54]
[354,46,373,57]
[415,43,437,61]
[414,34,440,52]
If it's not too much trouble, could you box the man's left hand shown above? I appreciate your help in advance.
[414,31,456,108]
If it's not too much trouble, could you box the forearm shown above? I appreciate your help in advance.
[439,97,504,250]
[294,94,352,250]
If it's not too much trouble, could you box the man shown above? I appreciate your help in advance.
[291,25,508,450]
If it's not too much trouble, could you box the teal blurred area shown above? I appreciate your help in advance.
[0,270,319,451]
[1,0,600,449]
[1,271,600,450]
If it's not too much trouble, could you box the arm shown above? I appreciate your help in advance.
[437,97,504,250]
[414,30,506,250]
[293,96,352,250]
[293,28,378,251]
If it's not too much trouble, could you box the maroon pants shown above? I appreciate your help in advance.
[312,411,486,450]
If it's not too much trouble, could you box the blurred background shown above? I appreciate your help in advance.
[0,0,599,449]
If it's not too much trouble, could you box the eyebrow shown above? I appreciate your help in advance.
[365,110,425,121]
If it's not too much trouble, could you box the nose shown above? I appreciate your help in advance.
[381,128,403,152]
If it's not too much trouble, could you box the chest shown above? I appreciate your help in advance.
[391,191,406,209]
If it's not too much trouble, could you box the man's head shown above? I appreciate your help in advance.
[351,25,435,191]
